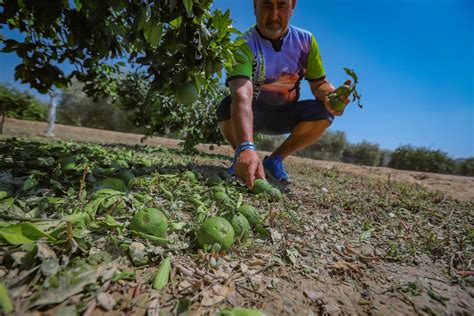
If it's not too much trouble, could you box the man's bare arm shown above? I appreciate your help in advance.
[229,78,254,144]
[228,78,265,188]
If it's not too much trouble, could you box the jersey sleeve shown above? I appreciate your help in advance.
[305,35,326,81]
[226,41,253,84]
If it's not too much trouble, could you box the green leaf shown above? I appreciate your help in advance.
[343,67,358,83]
[171,222,186,230]
[169,17,182,28]
[153,256,171,290]
[183,0,193,14]
[22,177,38,191]
[0,192,7,200]
[131,230,168,246]
[149,23,164,47]
[0,223,55,244]
[0,282,14,314]
[73,0,82,11]
[103,215,124,228]
[137,10,146,31]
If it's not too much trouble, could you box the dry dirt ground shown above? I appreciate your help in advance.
[3,117,473,202]
[1,118,473,316]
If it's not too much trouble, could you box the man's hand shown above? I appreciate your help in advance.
[235,149,265,189]
[323,79,352,116]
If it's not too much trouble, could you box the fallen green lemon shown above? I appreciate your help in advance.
[251,179,272,194]
[230,213,251,243]
[237,204,261,228]
[130,208,168,238]
[197,216,235,251]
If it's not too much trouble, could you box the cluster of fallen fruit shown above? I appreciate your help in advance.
[0,139,283,314]
[129,176,280,253]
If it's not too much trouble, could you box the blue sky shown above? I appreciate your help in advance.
[1,0,473,158]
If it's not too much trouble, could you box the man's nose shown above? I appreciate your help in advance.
[270,7,279,20]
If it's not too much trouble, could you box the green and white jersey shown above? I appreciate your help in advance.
[227,25,326,105]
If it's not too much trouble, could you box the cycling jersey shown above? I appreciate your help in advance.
[227,25,326,106]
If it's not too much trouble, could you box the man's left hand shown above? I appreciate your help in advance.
[323,79,351,116]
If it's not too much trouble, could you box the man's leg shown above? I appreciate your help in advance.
[272,119,331,158]
[218,119,237,149]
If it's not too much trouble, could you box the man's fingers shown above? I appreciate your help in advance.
[245,162,257,189]
[256,161,265,180]
[344,79,352,86]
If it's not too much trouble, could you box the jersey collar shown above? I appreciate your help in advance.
[255,26,289,52]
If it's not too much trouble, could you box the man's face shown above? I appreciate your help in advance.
[254,0,295,40]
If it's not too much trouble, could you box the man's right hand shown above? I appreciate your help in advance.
[235,149,265,189]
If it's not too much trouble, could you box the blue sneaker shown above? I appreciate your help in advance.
[226,157,236,176]
[263,155,290,182]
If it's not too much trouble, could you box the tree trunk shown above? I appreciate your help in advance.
[44,92,58,137]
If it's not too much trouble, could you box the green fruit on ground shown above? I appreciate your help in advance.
[237,204,261,228]
[207,175,222,187]
[335,84,352,97]
[214,191,234,210]
[267,187,282,202]
[231,213,251,243]
[129,208,168,238]
[96,177,127,191]
[116,170,135,185]
[251,179,272,194]
[217,169,229,180]
[214,191,230,201]
[212,185,226,194]
[58,157,76,171]
[197,216,235,251]
[183,170,197,182]
[175,82,198,105]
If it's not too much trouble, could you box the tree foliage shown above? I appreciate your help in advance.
[343,141,382,166]
[0,84,47,132]
[0,0,241,97]
[300,130,348,161]
[457,158,474,177]
[117,72,226,152]
[388,145,456,174]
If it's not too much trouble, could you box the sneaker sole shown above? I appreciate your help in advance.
[263,167,291,184]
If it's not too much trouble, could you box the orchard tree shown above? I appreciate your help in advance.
[0,0,241,126]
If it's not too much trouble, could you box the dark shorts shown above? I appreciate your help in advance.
[216,96,334,135]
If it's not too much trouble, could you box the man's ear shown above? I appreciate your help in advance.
[253,0,258,10]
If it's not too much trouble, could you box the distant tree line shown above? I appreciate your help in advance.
[1,82,473,176]
[255,132,474,177]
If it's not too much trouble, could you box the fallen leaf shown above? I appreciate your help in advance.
[97,292,116,311]
[200,284,231,307]
[304,290,324,301]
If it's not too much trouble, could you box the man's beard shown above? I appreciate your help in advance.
[264,21,283,37]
